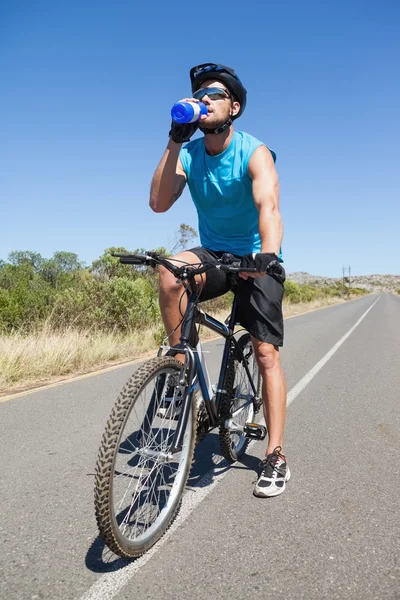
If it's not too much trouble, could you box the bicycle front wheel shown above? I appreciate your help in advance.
[219,333,261,462]
[94,357,196,558]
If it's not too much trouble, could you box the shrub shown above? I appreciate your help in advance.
[299,285,317,302]
[350,287,367,296]
[50,276,161,332]
[284,280,302,303]
[0,275,55,333]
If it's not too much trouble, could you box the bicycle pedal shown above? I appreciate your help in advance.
[243,422,267,440]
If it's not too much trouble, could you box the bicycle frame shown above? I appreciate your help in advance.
[164,286,260,453]
[112,251,264,453]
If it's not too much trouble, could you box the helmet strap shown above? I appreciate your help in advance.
[199,118,232,135]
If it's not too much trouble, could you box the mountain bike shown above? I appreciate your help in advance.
[94,251,281,558]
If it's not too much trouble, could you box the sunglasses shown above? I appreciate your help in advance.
[193,87,231,101]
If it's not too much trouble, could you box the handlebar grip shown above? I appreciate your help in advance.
[119,256,146,265]
[219,263,257,273]
[220,259,284,275]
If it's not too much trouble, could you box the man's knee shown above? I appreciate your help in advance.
[254,341,280,371]
[159,265,182,294]
[159,251,202,295]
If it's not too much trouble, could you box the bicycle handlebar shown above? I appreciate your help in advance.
[111,252,283,278]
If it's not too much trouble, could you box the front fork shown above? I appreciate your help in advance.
[170,345,197,453]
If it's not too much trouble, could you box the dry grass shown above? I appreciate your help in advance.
[0,295,358,396]
[282,295,351,318]
[0,326,160,395]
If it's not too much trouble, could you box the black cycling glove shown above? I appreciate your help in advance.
[169,120,199,144]
[240,252,281,274]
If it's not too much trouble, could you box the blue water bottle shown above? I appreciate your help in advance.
[171,101,208,124]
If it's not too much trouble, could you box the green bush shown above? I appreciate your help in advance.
[282,280,368,304]
[299,285,317,302]
[284,280,302,303]
[0,272,55,333]
[350,287,367,296]
[50,276,161,332]
[0,245,369,335]
[321,285,343,298]
[103,277,160,330]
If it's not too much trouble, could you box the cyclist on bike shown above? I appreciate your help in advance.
[150,63,290,498]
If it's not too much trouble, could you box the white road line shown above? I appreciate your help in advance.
[78,296,380,600]
[79,454,229,600]
[286,296,380,406]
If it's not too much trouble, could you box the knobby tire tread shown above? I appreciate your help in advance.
[94,356,197,558]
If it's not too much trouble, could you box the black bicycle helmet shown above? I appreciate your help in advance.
[190,63,247,120]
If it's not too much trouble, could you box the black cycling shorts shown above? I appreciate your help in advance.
[188,247,285,347]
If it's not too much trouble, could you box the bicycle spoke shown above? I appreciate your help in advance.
[96,361,195,551]
[220,335,260,461]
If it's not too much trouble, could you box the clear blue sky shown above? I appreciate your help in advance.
[1,1,399,277]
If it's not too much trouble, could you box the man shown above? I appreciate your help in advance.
[150,63,290,498]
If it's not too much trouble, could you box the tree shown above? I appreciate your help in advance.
[52,251,83,273]
[169,224,198,254]
[91,247,137,280]
[40,252,85,288]
[8,250,44,271]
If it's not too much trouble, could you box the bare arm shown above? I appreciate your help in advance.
[149,140,187,213]
[248,145,282,254]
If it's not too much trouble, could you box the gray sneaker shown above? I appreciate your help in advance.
[253,446,291,497]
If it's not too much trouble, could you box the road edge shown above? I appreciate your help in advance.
[0,294,375,403]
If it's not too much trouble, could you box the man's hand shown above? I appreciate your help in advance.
[239,252,280,280]
[169,120,199,144]
[169,97,208,143]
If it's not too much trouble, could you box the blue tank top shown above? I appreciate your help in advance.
[179,131,281,258]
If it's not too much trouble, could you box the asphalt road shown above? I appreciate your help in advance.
[1,293,399,600]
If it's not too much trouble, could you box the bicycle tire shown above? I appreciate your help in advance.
[219,333,261,462]
[94,356,197,558]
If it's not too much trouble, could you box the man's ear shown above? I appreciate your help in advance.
[231,100,240,118]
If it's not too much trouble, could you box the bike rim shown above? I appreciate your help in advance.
[110,368,193,548]
[229,343,258,455]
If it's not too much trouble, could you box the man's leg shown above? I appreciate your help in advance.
[159,251,204,362]
[251,339,290,497]
[156,251,206,418]
[157,248,230,418]
[251,339,287,455]
[235,271,289,496]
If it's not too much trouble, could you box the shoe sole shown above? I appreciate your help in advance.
[253,466,291,498]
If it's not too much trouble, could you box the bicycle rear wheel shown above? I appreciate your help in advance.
[94,357,196,558]
[219,333,261,462]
